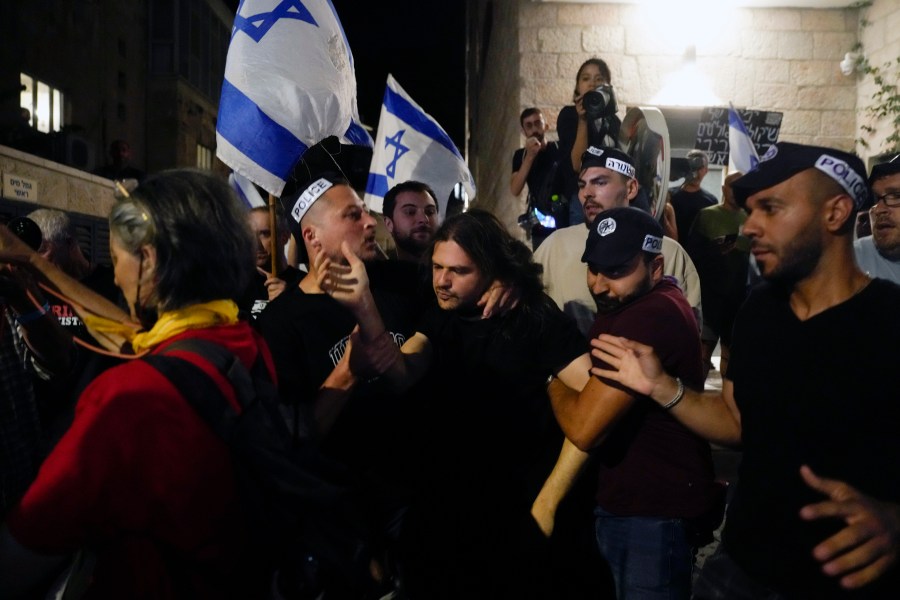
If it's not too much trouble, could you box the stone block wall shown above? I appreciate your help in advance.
[468,0,885,230]
[1,144,116,219]
[855,0,900,161]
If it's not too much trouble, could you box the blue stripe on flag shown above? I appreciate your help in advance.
[366,172,389,198]
[232,180,252,208]
[383,86,462,159]
[217,78,308,179]
[344,121,373,147]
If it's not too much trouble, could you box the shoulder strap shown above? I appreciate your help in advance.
[142,338,254,442]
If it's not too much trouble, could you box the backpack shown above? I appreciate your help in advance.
[143,338,373,599]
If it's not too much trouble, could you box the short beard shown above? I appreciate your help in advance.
[760,230,822,286]
[593,274,653,314]
[394,235,430,259]
[874,239,900,262]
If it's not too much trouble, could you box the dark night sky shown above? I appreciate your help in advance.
[330,0,466,150]
[224,1,467,149]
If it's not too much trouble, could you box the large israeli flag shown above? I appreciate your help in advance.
[364,75,475,218]
[216,0,372,197]
[728,103,760,174]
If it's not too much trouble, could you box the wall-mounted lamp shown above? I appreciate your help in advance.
[840,52,861,76]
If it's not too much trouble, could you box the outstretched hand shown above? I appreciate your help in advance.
[314,241,370,310]
[799,465,900,590]
[589,334,664,397]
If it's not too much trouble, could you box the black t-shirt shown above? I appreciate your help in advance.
[416,293,587,497]
[255,260,428,473]
[513,141,568,227]
[724,279,900,598]
[669,186,717,244]
[512,141,563,198]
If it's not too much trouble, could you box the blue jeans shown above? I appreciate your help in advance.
[594,507,693,600]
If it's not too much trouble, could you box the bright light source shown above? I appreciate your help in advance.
[651,59,722,107]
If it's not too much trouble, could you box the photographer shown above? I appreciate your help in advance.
[557,57,622,226]
[511,108,567,250]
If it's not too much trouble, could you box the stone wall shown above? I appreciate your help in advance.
[0,144,116,218]
[470,0,878,231]
[855,0,900,161]
[467,0,530,238]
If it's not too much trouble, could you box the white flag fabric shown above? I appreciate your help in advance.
[728,103,760,174]
[216,0,372,197]
[364,74,475,218]
[229,171,266,208]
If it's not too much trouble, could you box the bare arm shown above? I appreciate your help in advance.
[316,242,430,392]
[662,201,678,240]
[510,137,544,196]
[570,96,589,172]
[530,352,595,536]
[1,224,132,351]
[550,373,637,451]
[531,437,589,537]
[590,334,742,446]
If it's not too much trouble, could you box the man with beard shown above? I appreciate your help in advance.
[315,209,595,598]
[547,206,718,600]
[381,180,440,263]
[256,174,517,596]
[855,155,900,283]
[511,108,568,249]
[592,143,900,598]
[535,145,701,336]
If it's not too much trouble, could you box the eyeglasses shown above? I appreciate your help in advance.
[873,192,900,207]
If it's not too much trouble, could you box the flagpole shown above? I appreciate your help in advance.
[268,193,278,275]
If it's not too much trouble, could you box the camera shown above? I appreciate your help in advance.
[583,84,617,120]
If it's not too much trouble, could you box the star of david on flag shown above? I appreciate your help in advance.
[216,0,372,197]
[365,75,475,219]
[728,102,760,174]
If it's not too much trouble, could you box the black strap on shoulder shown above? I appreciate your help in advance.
[142,338,254,442]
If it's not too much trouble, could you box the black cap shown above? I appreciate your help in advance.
[582,206,663,271]
[580,146,636,179]
[732,142,869,209]
[869,154,900,185]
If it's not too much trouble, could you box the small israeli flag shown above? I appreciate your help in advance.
[728,103,760,174]
[364,74,475,218]
[229,171,266,208]
[216,0,372,197]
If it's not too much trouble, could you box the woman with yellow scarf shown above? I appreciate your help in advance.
[0,169,274,599]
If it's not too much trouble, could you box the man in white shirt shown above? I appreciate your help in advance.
[534,146,702,335]
[855,155,900,283]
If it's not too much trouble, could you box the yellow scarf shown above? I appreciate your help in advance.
[82,299,239,354]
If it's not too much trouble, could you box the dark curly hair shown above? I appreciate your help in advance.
[429,209,552,334]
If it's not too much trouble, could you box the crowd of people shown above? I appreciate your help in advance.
[1,57,900,600]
